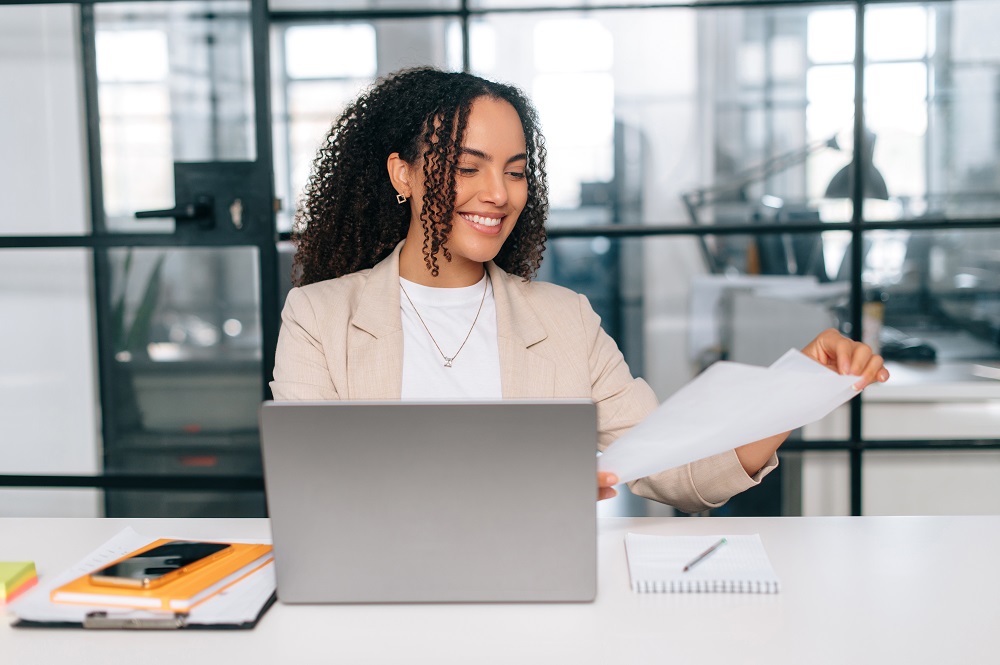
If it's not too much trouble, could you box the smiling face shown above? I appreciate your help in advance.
[393,96,529,286]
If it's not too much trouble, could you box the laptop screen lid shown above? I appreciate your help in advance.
[259,399,598,603]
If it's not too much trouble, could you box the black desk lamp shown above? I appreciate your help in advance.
[681,135,842,274]
[824,128,889,200]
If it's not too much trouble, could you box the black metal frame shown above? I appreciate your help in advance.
[3,0,999,518]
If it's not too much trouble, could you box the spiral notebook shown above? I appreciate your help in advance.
[625,533,780,593]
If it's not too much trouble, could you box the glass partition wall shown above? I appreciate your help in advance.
[3,0,999,517]
[1,0,277,517]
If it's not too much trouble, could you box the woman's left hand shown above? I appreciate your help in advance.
[598,471,618,501]
[801,328,890,390]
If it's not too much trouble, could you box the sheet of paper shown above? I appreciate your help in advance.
[8,528,274,626]
[598,349,859,483]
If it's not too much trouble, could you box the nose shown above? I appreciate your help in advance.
[479,168,509,207]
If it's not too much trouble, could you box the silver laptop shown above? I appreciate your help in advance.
[259,399,598,603]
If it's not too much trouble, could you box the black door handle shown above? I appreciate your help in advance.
[135,194,214,228]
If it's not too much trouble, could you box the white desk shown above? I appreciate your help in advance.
[3,516,999,664]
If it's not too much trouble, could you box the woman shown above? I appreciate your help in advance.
[271,67,888,512]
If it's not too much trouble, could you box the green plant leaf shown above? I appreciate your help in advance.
[124,253,166,354]
[111,249,133,353]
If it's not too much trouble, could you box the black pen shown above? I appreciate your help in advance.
[682,537,727,572]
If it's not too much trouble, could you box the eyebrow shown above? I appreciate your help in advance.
[458,147,528,165]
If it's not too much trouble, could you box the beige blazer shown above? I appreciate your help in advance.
[271,243,776,513]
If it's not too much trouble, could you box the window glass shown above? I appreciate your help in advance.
[480,11,684,220]
[104,246,264,517]
[471,0,700,8]
[0,489,102,518]
[807,8,855,64]
[95,1,257,232]
[865,63,927,207]
[270,0,458,10]
[865,5,929,62]
[951,0,1000,61]
[534,72,615,209]
[99,82,175,223]
[106,489,266,518]
[925,0,1000,218]
[446,21,495,73]
[107,247,261,367]
[0,4,90,236]
[106,246,261,430]
[530,19,615,209]
[96,29,170,81]
[865,228,1000,367]
[480,8,840,228]
[94,23,174,225]
[806,65,854,136]
[0,250,100,486]
[534,18,614,72]
[271,18,458,232]
[284,24,377,79]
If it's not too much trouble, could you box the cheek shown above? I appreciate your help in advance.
[454,180,467,202]
[513,181,529,209]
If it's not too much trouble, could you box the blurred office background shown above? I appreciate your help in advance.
[2,0,999,518]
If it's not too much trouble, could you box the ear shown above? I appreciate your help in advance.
[387,152,413,200]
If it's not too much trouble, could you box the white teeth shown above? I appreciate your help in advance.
[462,213,502,227]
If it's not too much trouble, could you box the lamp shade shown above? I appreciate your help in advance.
[825,128,890,200]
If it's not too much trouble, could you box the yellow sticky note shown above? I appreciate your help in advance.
[1,561,38,602]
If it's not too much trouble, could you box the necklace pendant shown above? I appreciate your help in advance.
[444,358,454,368]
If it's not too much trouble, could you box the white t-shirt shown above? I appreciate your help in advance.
[399,274,503,400]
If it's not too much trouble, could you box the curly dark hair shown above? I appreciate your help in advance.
[292,67,549,286]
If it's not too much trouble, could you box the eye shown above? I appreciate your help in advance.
[455,166,478,176]
[506,170,526,180]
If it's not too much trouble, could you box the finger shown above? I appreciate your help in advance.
[598,486,618,501]
[833,336,858,375]
[848,344,873,377]
[852,354,887,390]
[597,471,619,488]
[820,332,866,375]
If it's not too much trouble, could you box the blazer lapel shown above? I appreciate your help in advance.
[489,263,556,398]
[347,246,404,399]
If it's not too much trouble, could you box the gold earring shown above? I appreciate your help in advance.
[396,193,407,204]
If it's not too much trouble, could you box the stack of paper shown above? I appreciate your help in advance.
[10,529,275,629]
[598,349,860,482]
[1,561,37,604]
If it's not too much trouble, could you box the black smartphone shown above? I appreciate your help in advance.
[89,540,233,589]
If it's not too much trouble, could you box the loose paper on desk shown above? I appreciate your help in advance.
[598,349,860,483]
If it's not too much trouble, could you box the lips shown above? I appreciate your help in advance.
[458,212,505,236]
[460,213,503,228]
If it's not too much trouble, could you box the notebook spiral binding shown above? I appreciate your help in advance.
[634,579,780,594]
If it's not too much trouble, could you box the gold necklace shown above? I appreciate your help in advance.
[399,274,490,368]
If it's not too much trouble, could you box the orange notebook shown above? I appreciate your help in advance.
[50,539,273,612]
